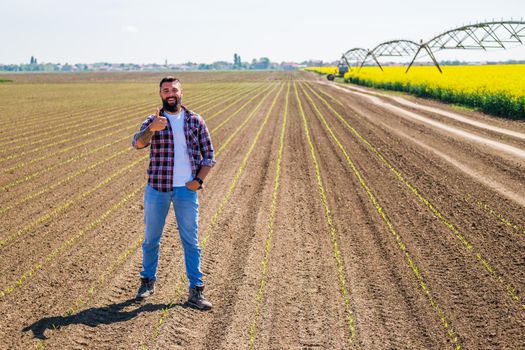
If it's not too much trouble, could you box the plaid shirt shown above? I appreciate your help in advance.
[132,106,215,192]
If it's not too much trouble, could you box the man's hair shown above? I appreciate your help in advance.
[159,76,181,89]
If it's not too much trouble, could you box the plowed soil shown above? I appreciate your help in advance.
[0,71,524,349]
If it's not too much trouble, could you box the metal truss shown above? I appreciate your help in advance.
[342,48,369,69]
[427,21,525,50]
[407,21,525,72]
[340,20,525,74]
[361,40,421,71]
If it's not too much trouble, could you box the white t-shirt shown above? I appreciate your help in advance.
[164,110,193,187]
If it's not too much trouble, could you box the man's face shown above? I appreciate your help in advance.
[160,81,183,112]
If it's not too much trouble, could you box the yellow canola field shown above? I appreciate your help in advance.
[307,65,525,119]
[304,66,339,75]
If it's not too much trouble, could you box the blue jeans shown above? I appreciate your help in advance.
[140,184,203,288]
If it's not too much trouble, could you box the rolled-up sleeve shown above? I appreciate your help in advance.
[132,116,155,149]
[198,119,216,167]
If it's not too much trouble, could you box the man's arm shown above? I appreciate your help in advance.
[133,126,154,149]
[197,118,216,168]
[196,166,211,181]
[185,166,211,191]
[185,117,215,191]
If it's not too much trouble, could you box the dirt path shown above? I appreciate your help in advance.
[1,72,524,349]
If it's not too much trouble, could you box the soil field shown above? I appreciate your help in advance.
[0,71,524,349]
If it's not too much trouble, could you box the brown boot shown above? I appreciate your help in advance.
[136,278,155,299]
[187,285,212,310]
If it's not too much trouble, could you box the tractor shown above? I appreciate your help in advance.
[327,62,349,81]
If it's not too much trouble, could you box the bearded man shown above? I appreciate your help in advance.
[131,76,215,310]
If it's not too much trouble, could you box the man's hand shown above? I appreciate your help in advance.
[185,180,203,191]
[132,108,167,149]
[150,108,167,132]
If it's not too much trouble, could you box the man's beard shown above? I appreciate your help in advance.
[162,96,181,113]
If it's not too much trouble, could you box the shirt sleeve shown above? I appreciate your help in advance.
[132,115,155,149]
[198,118,216,167]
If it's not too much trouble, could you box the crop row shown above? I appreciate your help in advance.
[294,82,358,344]
[311,84,525,313]
[248,82,290,348]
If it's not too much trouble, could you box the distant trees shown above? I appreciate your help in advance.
[250,57,270,70]
[232,54,273,70]
[233,53,242,69]
[0,55,297,72]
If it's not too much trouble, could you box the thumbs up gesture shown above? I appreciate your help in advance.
[149,108,167,132]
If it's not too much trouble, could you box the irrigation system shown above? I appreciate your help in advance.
[341,20,525,73]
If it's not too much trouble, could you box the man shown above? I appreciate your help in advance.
[131,76,215,310]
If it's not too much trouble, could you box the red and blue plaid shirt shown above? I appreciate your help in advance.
[132,106,215,192]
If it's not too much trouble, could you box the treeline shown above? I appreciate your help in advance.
[0,57,300,72]
[0,63,89,72]
[439,59,525,65]
[190,57,273,70]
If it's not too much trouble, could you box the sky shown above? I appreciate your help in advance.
[1,0,524,65]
